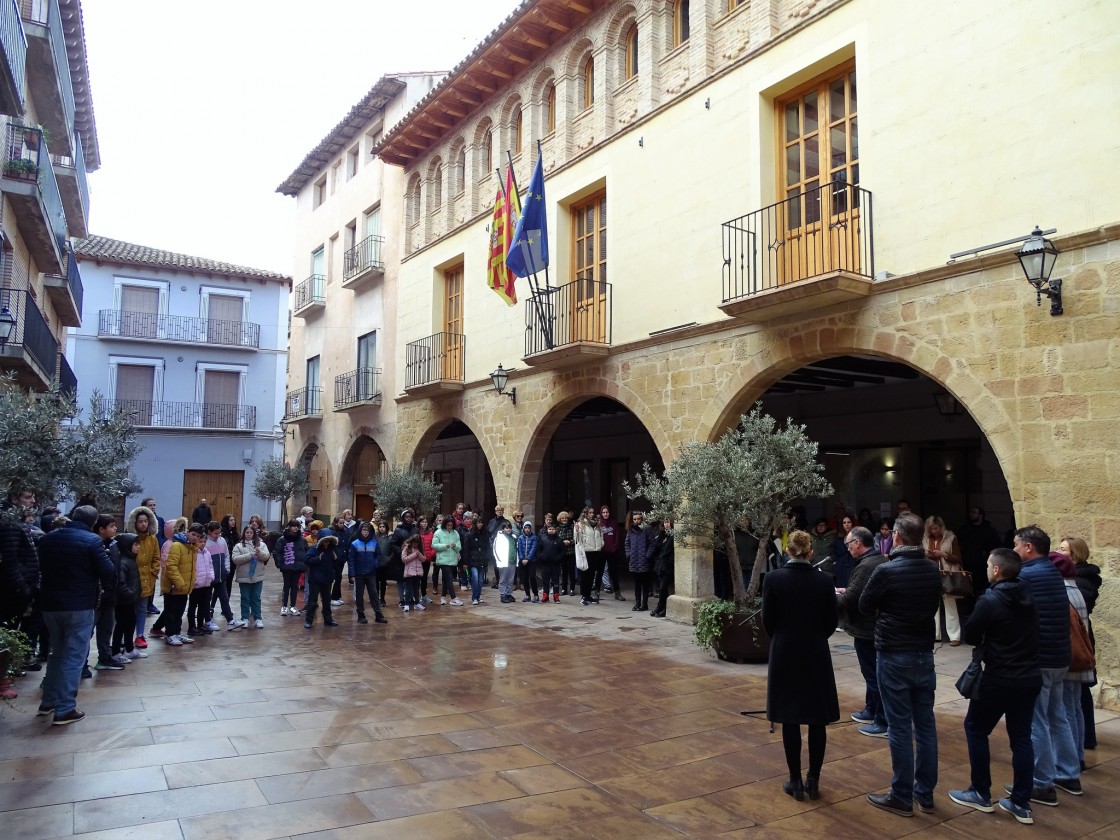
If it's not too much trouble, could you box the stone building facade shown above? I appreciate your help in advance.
[283,0,1120,704]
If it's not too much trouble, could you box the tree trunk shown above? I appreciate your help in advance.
[718,519,749,608]
[745,535,768,602]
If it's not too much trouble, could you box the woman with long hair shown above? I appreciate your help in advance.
[232,525,269,628]
[762,529,840,801]
[923,514,963,645]
[624,511,652,611]
[1058,536,1100,757]
[575,506,604,606]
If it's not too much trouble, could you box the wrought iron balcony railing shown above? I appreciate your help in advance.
[721,180,874,302]
[97,310,261,348]
[54,349,75,397]
[0,287,57,379]
[524,277,612,357]
[334,367,382,409]
[98,399,256,430]
[4,123,67,269]
[343,235,385,282]
[284,386,322,419]
[0,0,27,115]
[405,332,465,389]
[294,274,325,311]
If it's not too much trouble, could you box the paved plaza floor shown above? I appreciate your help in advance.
[1,578,1116,839]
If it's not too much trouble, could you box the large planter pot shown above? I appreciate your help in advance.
[716,611,770,663]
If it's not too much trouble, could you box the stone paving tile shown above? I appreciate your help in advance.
[0,577,1115,840]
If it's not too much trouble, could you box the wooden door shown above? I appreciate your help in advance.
[182,469,244,523]
[571,192,607,342]
[443,265,463,380]
[778,66,859,284]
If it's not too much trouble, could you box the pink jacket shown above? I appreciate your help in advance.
[402,546,425,579]
[193,546,215,588]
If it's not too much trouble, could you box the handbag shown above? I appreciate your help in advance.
[1070,603,1096,671]
[575,542,589,571]
[941,569,973,598]
[955,649,983,700]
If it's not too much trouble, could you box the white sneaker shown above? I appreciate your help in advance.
[290,607,302,615]
[330,599,343,606]
[126,649,148,659]
[254,619,264,629]
[402,604,410,612]
[280,606,289,616]
[471,599,479,605]
[177,634,195,644]
[450,598,464,606]
[439,597,447,605]
[206,621,219,632]
[414,603,425,611]
[165,635,183,646]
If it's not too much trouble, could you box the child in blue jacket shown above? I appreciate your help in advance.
[517,520,540,603]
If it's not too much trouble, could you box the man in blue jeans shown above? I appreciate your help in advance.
[838,526,888,737]
[36,505,115,725]
[1014,524,1081,805]
[859,511,943,817]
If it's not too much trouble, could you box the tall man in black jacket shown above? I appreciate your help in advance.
[947,547,1041,824]
[37,505,114,725]
[859,512,943,817]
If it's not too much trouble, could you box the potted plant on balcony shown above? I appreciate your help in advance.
[625,404,832,663]
[4,158,38,180]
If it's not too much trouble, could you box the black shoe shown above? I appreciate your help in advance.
[25,661,42,672]
[580,598,589,606]
[324,620,339,627]
[867,793,913,817]
[37,704,54,716]
[1004,784,1058,806]
[375,615,388,624]
[1054,778,1083,796]
[304,620,313,629]
[914,797,935,814]
[804,776,820,801]
[357,615,368,624]
[652,610,666,617]
[614,592,626,601]
[631,604,642,611]
[81,666,93,679]
[603,587,613,594]
[52,708,85,726]
[591,595,600,603]
[783,779,805,801]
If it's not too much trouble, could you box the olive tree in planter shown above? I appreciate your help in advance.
[252,457,310,525]
[626,404,832,661]
[370,462,441,525]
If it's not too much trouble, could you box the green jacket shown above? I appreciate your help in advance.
[432,527,461,566]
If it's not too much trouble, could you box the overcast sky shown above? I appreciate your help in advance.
[83,0,517,275]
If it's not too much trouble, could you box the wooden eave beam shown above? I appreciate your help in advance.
[513,23,551,49]
[478,60,514,80]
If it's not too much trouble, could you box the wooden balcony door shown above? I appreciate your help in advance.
[778,65,859,284]
[114,363,154,425]
[206,293,244,346]
[443,265,463,380]
[571,191,607,343]
[119,284,159,338]
[203,369,239,428]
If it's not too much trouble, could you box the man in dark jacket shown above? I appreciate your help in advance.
[329,515,352,607]
[303,533,340,628]
[535,522,564,602]
[839,526,888,737]
[957,507,1002,600]
[462,516,490,605]
[947,547,1041,824]
[190,498,212,525]
[1013,525,1080,806]
[91,515,125,671]
[0,490,40,623]
[485,505,511,587]
[859,512,942,817]
[37,505,115,725]
[387,510,417,605]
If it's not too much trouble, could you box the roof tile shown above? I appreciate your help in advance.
[74,235,290,284]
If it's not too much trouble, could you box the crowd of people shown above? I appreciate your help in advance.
[765,508,1102,826]
[0,493,683,724]
[0,486,1104,829]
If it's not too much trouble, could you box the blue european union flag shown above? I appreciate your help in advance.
[505,154,548,277]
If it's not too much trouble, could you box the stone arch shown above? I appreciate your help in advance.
[563,37,596,79]
[337,429,388,513]
[405,411,502,481]
[447,136,467,196]
[499,93,524,157]
[513,376,676,510]
[295,437,333,516]
[695,325,1021,498]
[404,172,422,230]
[604,3,639,79]
[425,155,444,214]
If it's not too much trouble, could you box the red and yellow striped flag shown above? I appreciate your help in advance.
[487,166,521,305]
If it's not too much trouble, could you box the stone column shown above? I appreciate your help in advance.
[666,544,714,623]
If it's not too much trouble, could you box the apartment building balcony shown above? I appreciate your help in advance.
[719,181,875,324]
[341,235,385,290]
[49,130,89,237]
[3,123,67,274]
[333,367,382,410]
[0,0,27,116]
[19,0,76,157]
[284,386,322,421]
[523,277,611,370]
[42,241,81,326]
[97,310,261,349]
[404,332,465,396]
[99,399,257,432]
[54,348,75,397]
[0,288,59,389]
[294,274,325,317]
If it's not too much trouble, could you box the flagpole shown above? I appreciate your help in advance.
[519,141,555,350]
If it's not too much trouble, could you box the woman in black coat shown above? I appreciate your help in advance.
[762,529,840,802]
